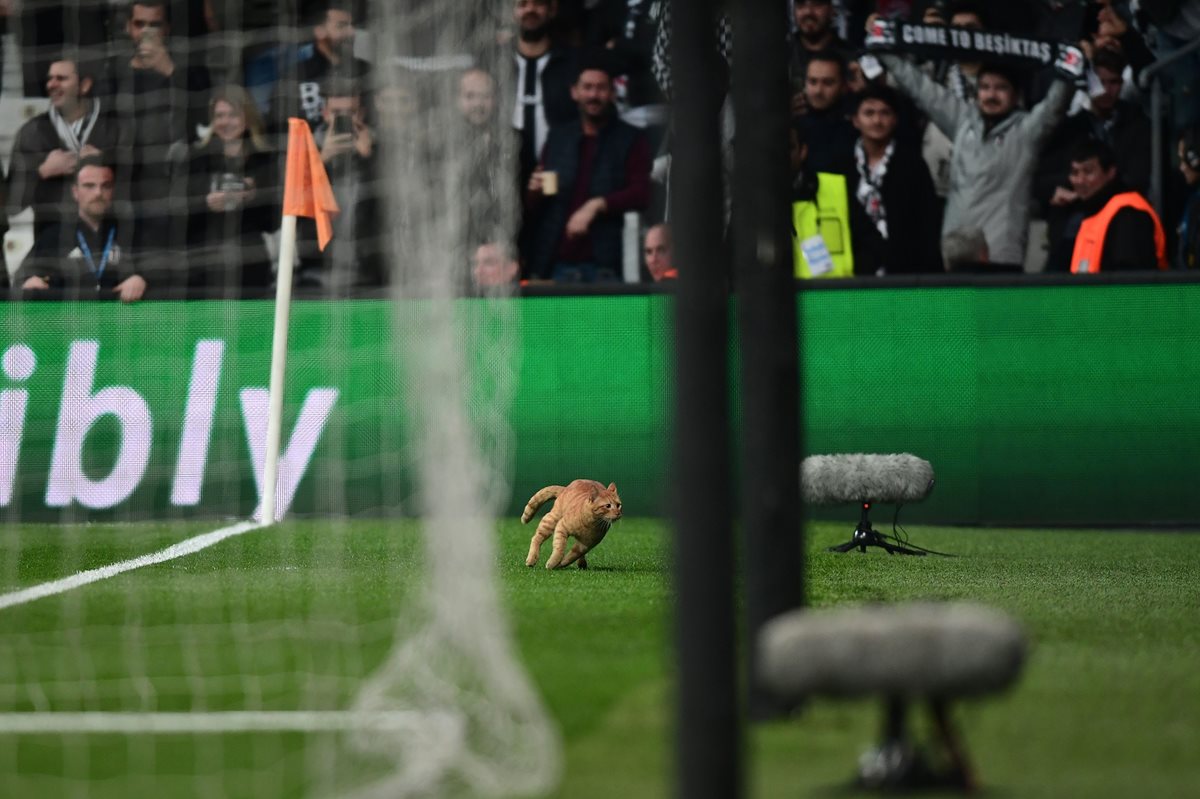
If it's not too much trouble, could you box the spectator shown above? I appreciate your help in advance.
[582,0,667,136]
[1090,2,1154,83]
[918,1,987,201]
[1049,138,1167,273]
[15,157,145,301]
[1179,127,1200,270]
[874,46,1075,270]
[583,0,667,223]
[375,83,420,141]
[459,68,498,129]
[848,84,942,274]
[108,0,212,288]
[524,59,650,282]
[789,121,877,278]
[471,241,522,291]
[268,0,371,136]
[7,58,119,240]
[1037,45,1152,263]
[790,0,853,115]
[109,0,211,148]
[512,0,579,191]
[455,68,509,262]
[297,77,382,290]
[185,86,279,297]
[643,223,676,281]
[797,52,855,175]
[1038,47,1151,205]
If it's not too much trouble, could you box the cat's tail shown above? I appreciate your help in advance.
[521,485,565,523]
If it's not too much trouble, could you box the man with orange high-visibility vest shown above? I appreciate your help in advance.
[1064,139,1167,274]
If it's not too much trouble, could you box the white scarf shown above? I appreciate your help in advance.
[49,98,101,153]
[855,138,894,240]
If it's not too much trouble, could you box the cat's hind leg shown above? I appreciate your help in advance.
[560,542,590,569]
[525,513,557,566]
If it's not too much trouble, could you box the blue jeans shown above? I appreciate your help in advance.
[551,262,620,284]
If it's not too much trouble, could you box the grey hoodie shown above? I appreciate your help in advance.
[880,54,1072,266]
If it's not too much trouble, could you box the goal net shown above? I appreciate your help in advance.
[0,0,560,796]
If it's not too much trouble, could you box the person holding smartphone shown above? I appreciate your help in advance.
[295,77,382,290]
[185,86,279,297]
[318,79,373,165]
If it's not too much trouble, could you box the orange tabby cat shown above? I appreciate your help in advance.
[522,479,623,569]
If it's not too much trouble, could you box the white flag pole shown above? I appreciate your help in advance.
[260,213,299,524]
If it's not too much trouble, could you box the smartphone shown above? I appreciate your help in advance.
[332,113,354,136]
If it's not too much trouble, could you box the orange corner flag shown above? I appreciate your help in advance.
[282,118,339,250]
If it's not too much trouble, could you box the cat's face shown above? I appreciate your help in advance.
[592,483,623,523]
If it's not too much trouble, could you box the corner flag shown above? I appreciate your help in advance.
[282,118,339,250]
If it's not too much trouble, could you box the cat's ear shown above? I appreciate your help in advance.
[588,485,600,500]
[607,482,617,493]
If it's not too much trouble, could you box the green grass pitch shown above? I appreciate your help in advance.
[0,518,1197,797]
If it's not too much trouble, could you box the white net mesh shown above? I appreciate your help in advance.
[346,6,560,795]
[0,1,561,795]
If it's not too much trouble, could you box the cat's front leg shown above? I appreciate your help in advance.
[545,529,571,569]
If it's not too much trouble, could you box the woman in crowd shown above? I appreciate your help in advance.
[186,85,279,296]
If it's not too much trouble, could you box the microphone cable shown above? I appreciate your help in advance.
[887,504,957,557]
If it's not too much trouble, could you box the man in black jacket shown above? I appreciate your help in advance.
[107,0,211,290]
[16,158,146,301]
[7,58,119,241]
[789,0,854,116]
[523,59,649,282]
[797,52,855,176]
[848,84,943,274]
[268,0,370,138]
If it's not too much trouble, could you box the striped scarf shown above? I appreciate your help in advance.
[49,98,101,153]
[854,138,894,239]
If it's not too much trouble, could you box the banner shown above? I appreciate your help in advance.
[1,287,1198,526]
[865,19,1085,79]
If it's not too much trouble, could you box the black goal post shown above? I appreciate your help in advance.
[731,1,805,721]
[670,1,741,798]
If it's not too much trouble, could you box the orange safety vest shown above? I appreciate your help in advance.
[1070,192,1168,273]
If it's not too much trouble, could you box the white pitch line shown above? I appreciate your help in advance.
[0,710,457,735]
[0,520,260,612]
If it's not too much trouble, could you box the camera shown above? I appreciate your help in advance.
[332,113,354,136]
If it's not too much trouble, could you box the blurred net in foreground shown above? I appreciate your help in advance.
[0,1,560,796]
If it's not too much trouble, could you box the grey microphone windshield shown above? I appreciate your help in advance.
[801,453,934,506]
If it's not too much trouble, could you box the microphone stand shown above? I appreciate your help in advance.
[828,502,925,556]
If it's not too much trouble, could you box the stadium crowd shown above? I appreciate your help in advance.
[0,0,1197,298]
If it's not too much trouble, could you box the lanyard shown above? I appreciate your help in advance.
[77,227,116,280]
